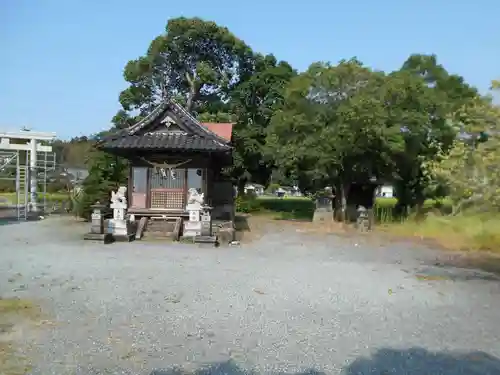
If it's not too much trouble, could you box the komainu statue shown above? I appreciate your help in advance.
[110,186,128,207]
[187,188,204,206]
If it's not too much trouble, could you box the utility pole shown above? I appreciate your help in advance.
[30,139,38,212]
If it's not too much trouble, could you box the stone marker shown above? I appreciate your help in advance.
[356,205,372,232]
[312,193,334,223]
[83,202,114,244]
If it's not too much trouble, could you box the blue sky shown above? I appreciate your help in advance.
[1,0,498,140]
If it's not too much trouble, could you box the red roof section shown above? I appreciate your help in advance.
[201,123,233,142]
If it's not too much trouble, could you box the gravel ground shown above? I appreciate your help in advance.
[1,216,500,375]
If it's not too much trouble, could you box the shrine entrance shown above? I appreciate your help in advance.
[98,97,234,223]
[0,130,56,220]
[130,166,206,211]
[149,167,186,210]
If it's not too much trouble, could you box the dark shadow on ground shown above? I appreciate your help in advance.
[149,349,500,375]
[342,347,500,375]
[0,217,20,226]
[0,213,50,225]
[436,255,500,278]
[150,360,324,375]
[0,208,41,225]
[415,265,500,282]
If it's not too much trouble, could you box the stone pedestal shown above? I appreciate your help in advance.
[109,187,135,242]
[312,195,334,223]
[195,206,217,245]
[183,188,216,245]
[183,188,205,238]
[184,202,202,237]
[200,208,212,236]
[90,204,105,234]
[108,218,135,242]
[83,202,114,244]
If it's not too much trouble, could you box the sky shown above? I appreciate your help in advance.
[0,0,498,140]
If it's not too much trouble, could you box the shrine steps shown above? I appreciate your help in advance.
[141,216,182,241]
[129,215,235,244]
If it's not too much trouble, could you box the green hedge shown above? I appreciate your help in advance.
[235,195,261,213]
[235,196,453,221]
[257,196,315,220]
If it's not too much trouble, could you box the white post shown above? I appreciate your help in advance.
[30,139,37,212]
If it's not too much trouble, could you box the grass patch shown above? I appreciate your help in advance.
[415,274,450,281]
[374,197,453,223]
[381,213,500,252]
[0,192,68,204]
[236,196,454,222]
[0,298,39,375]
[0,342,32,375]
[0,298,39,318]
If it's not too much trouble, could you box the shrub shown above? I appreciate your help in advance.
[235,194,261,213]
[257,197,315,219]
[381,213,500,252]
[80,151,128,219]
[0,180,15,193]
[266,183,280,194]
[244,196,454,223]
[373,197,453,223]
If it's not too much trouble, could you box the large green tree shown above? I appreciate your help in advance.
[81,17,265,217]
[230,54,296,192]
[267,58,405,219]
[393,54,478,212]
[428,89,500,214]
[112,17,297,191]
[402,54,477,107]
[111,110,138,130]
[117,17,254,118]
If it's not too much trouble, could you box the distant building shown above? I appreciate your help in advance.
[244,183,264,196]
[376,184,394,198]
[65,167,89,182]
[275,186,303,197]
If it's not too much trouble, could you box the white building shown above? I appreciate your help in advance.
[376,184,394,198]
[244,183,264,196]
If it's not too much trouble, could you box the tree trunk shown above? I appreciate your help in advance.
[237,179,247,197]
[415,198,426,221]
[185,72,197,113]
[334,181,349,222]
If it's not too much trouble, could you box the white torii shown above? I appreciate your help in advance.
[0,130,57,212]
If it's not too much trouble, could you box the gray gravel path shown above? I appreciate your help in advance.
[1,216,500,375]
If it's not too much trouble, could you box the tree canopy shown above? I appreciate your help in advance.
[230,54,296,190]
[73,16,498,220]
[118,17,253,119]
[265,57,468,217]
[428,89,500,214]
